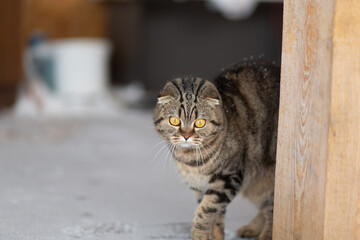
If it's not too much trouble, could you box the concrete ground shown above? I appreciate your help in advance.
[0,109,257,240]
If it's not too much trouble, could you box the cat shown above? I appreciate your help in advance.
[153,60,280,240]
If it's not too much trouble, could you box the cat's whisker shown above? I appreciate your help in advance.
[196,146,203,173]
[157,141,172,173]
[198,145,205,168]
[163,143,172,172]
[194,146,199,173]
[200,144,211,160]
[151,143,169,168]
[205,143,219,156]
[149,140,167,150]
[151,142,168,159]
[197,146,200,173]
[169,142,176,169]
[201,144,216,172]
[204,142,222,169]
[160,141,174,172]
[167,143,173,170]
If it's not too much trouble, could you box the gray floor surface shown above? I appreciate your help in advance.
[0,110,257,240]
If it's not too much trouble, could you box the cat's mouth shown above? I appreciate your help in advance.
[170,136,202,148]
[174,140,203,149]
[177,142,196,148]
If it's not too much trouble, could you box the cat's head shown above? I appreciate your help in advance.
[154,77,224,148]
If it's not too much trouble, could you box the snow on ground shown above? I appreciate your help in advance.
[0,109,256,240]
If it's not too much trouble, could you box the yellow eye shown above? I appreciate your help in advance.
[169,117,181,126]
[194,119,206,128]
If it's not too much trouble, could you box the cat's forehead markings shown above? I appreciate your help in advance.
[182,77,193,91]
[186,93,193,101]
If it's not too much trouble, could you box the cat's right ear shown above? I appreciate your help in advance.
[157,82,176,104]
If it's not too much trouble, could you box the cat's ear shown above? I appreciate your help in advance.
[207,97,220,106]
[157,82,176,104]
[157,95,172,104]
[201,81,221,106]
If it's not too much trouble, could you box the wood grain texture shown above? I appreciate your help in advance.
[274,0,360,239]
[323,0,360,239]
[273,0,334,239]
[22,0,106,40]
[0,0,23,88]
[0,0,23,109]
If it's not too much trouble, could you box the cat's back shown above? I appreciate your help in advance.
[214,60,280,167]
[214,60,280,111]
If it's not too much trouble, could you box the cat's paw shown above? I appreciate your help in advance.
[213,224,224,240]
[256,228,272,240]
[191,226,213,240]
[257,235,272,240]
[237,225,260,238]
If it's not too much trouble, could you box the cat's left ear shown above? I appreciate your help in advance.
[157,82,176,104]
[201,81,221,106]
[157,95,172,104]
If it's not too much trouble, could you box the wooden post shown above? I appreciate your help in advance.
[273,0,360,239]
[0,0,23,109]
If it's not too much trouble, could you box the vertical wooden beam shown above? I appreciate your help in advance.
[273,0,334,238]
[323,0,360,239]
[273,0,360,239]
[0,0,23,109]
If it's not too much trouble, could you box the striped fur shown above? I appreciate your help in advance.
[154,61,280,240]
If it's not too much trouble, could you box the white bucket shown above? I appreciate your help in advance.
[50,38,112,97]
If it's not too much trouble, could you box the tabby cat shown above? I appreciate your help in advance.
[153,60,280,240]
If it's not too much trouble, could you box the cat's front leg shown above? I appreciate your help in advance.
[213,208,226,240]
[191,189,234,240]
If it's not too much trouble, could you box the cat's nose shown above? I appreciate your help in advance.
[183,135,191,141]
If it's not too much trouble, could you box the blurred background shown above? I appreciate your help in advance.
[0,1,283,239]
[0,0,282,114]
